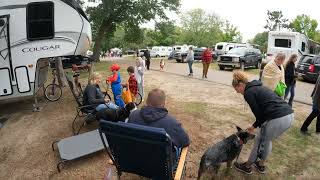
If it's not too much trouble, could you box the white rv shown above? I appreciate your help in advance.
[150,46,171,57]
[214,42,252,57]
[0,0,92,102]
[266,31,320,64]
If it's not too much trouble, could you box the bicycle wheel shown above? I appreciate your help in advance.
[134,93,143,106]
[44,84,62,102]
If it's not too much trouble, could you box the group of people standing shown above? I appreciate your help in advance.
[259,53,319,134]
[185,47,213,78]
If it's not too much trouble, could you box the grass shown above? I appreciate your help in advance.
[180,101,320,179]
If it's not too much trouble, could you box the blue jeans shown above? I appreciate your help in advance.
[95,102,119,111]
[284,84,295,106]
[187,61,193,74]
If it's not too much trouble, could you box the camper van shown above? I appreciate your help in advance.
[266,31,320,64]
[0,0,92,102]
[150,46,170,57]
[215,42,252,57]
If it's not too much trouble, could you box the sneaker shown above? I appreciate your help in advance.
[234,162,252,175]
[253,161,266,174]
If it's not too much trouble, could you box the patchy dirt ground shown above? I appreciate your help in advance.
[0,61,320,180]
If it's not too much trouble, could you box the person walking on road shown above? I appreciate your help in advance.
[202,47,212,79]
[301,74,320,135]
[144,49,151,70]
[284,54,298,107]
[186,47,194,77]
[261,53,285,96]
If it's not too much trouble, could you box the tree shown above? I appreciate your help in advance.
[179,9,224,47]
[264,10,289,31]
[87,0,180,61]
[250,31,268,53]
[289,14,318,39]
[222,20,242,42]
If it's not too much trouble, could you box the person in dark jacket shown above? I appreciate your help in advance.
[83,72,118,111]
[231,71,294,175]
[284,54,298,106]
[128,88,190,148]
[144,49,151,70]
[301,74,320,134]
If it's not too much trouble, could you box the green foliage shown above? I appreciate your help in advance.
[289,14,318,39]
[264,10,289,31]
[250,31,268,53]
[178,9,241,47]
[87,0,181,60]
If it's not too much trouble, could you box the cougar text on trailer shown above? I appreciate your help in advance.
[0,0,92,103]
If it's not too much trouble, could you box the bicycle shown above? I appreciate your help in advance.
[103,83,143,106]
[44,68,62,101]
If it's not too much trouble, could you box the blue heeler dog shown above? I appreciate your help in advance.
[197,126,255,179]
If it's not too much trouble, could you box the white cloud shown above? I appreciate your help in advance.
[178,0,320,41]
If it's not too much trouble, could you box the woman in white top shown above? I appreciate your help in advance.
[261,53,285,94]
[135,57,145,98]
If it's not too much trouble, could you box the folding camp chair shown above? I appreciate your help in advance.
[65,74,95,135]
[52,129,106,172]
[99,121,189,180]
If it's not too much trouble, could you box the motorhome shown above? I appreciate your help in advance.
[0,0,92,102]
[214,42,252,57]
[266,31,320,64]
[150,46,172,57]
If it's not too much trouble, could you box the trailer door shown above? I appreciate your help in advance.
[0,15,14,96]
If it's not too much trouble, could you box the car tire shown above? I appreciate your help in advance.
[240,62,245,71]
[182,56,186,63]
[219,66,225,70]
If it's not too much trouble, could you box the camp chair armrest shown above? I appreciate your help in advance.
[174,146,189,180]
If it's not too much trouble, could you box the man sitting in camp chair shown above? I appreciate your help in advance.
[128,88,190,163]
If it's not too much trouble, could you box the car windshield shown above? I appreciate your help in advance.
[301,56,314,64]
[227,48,245,56]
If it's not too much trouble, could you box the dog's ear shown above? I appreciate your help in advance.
[236,126,242,132]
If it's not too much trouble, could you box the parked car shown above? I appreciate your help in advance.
[296,54,318,83]
[218,47,262,70]
[174,51,188,63]
[194,48,205,61]
[138,49,147,57]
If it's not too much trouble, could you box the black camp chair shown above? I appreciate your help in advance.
[99,120,189,180]
[65,74,95,135]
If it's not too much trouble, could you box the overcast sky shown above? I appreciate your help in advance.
[166,0,320,41]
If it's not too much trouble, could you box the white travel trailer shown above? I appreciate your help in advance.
[0,0,91,102]
[150,46,172,57]
[266,31,320,64]
[214,42,252,57]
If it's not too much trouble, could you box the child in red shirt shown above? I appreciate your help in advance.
[125,66,138,101]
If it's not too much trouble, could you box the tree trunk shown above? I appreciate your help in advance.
[92,19,111,61]
[54,57,67,87]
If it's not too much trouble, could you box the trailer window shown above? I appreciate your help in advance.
[27,2,54,40]
[275,39,291,48]
[217,45,223,50]
[301,42,306,52]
